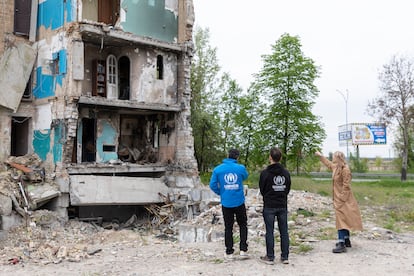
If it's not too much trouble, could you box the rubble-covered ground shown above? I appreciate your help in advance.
[1,189,414,276]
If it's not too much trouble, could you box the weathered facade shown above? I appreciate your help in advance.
[0,0,201,220]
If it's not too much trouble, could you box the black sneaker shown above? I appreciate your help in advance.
[345,238,352,248]
[259,256,274,265]
[281,258,289,264]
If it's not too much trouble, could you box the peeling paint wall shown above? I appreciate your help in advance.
[52,120,65,163]
[34,36,68,99]
[38,0,74,30]
[32,103,52,161]
[1,0,200,209]
[135,51,177,104]
[121,0,178,43]
[24,0,194,169]
[96,119,118,162]
[82,44,177,105]
[33,129,51,160]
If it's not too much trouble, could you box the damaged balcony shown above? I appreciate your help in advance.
[76,96,181,112]
[66,163,167,176]
[78,23,183,52]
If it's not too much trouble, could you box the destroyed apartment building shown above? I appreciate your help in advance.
[0,0,207,230]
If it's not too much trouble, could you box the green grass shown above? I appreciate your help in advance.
[297,243,313,253]
[291,176,414,232]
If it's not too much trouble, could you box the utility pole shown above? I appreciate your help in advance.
[337,89,349,160]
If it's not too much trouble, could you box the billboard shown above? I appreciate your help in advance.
[338,123,386,146]
[338,124,352,147]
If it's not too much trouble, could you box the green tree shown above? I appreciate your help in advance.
[216,72,243,153]
[349,152,368,173]
[252,33,326,172]
[234,84,267,169]
[375,156,383,171]
[392,126,414,173]
[190,27,222,172]
[368,55,414,181]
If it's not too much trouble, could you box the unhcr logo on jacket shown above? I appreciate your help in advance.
[272,175,286,191]
[224,173,239,190]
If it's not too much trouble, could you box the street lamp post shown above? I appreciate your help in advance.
[337,89,349,159]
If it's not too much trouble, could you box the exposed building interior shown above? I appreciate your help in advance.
[0,0,207,226]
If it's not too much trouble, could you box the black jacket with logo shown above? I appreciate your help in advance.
[259,163,291,209]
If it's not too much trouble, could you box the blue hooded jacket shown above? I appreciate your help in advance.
[209,158,249,208]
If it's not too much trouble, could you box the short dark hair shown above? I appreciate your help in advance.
[228,148,240,159]
[270,147,282,162]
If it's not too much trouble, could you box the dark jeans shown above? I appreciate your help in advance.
[338,229,350,242]
[222,203,248,254]
[263,207,289,260]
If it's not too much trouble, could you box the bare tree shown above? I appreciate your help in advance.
[368,55,414,181]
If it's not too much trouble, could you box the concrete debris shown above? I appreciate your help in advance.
[0,154,60,221]
[0,187,404,266]
[118,145,158,164]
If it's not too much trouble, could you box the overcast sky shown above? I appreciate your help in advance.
[192,0,414,158]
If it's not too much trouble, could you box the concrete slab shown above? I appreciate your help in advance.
[69,175,170,205]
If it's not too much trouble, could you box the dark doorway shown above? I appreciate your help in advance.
[14,0,32,36]
[11,117,30,156]
[118,56,130,100]
[156,55,163,80]
[81,118,96,162]
[98,0,120,25]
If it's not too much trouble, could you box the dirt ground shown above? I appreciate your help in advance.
[1,230,414,276]
[1,190,414,276]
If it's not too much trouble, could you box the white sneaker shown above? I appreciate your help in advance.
[240,251,249,259]
[281,258,289,264]
[224,253,233,260]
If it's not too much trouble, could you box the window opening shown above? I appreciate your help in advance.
[156,55,163,80]
[98,0,120,25]
[14,0,32,36]
[92,60,106,97]
[81,118,96,162]
[119,115,158,163]
[103,145,116,152]
[11,117,30,156]
[118,56,130,100]
[51,54,60,75]
[106,55,118,99]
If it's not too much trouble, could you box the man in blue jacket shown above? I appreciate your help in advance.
[210,149,249,259]
[259,147,291,265]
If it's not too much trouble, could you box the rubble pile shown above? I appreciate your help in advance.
[0,183,401,266]
[186,189,336,244]
[1,210,105,265]
[0,154,60,220]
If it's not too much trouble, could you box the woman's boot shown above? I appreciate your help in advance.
[345,238,351,248]
[332,242,346,253]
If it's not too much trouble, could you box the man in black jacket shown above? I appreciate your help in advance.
[259,147,291,265]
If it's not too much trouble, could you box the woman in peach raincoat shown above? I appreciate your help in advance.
[315,151,363,253]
